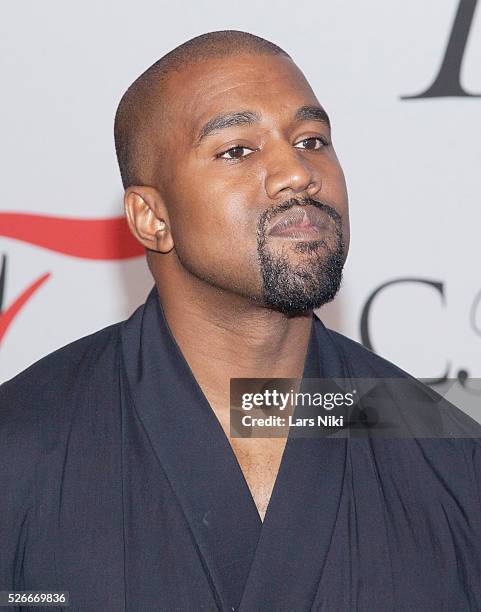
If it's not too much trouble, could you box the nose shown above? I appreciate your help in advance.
[264,144,321,200]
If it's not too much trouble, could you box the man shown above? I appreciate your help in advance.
[1,30,480,612]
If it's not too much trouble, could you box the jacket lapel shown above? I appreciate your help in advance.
[238,316,349,611]
[120,286,261,611]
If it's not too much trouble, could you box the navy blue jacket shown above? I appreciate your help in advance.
[1,286,481,611]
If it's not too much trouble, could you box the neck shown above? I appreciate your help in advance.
[151,260,314,411]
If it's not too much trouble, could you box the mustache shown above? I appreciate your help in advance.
[258,196,343,236]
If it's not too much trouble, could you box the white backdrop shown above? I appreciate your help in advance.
[1,0,480,384]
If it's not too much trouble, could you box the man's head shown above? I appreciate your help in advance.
[115,30,349,316]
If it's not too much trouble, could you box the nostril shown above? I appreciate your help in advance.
[306,180,322,196]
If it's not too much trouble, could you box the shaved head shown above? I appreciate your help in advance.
[114,30,290,189]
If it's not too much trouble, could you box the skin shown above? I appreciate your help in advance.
[124,52,350,520]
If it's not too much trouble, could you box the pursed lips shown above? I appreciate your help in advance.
[267,204,329,238]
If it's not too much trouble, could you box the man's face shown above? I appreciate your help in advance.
[154,52,350,315]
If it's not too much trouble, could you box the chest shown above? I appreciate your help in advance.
[207,396,289,521]
[229,437,287,521]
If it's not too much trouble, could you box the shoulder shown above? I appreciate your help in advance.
[1,321,122,401]
[0,319,126,485]
[319,319,481,439]
[318,318,415,379]
[0,320,124,451]
[0,319,129,559]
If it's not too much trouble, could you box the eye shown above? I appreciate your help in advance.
[294,136,328,150]
[217,145,256,160]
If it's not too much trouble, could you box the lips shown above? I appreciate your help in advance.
[267,205,329,238]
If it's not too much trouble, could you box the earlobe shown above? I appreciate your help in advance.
[124,186,174,254]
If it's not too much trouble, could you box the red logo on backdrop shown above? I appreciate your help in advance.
[0,212,143,346]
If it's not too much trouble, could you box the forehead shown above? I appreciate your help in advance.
[163,53,321,139]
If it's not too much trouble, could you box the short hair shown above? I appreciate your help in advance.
[114,30,291,189]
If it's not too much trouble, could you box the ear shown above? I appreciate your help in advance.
[124,186,174,254]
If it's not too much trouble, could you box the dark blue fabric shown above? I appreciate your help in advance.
[1,285,481,611]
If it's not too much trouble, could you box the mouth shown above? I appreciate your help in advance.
[267,204,329,240]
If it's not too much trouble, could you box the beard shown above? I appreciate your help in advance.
[257,198,345,316]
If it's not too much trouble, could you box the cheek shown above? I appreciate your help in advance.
[332,166,350,254]
[324,157,348,201]
[318,160,350,253]
[166,169,260,266]
[322,159,349,212]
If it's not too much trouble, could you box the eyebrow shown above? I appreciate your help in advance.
[294,105,331,129]
[195,104,331,145]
